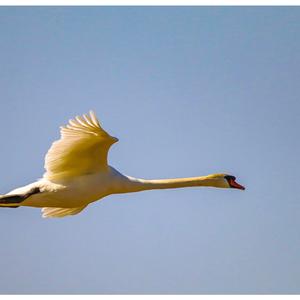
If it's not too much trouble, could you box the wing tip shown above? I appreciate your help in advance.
[41,206,87,218]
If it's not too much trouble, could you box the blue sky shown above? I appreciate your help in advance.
[0,7,299,294]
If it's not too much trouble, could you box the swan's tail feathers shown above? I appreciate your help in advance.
[41,205,87,218]
[0,194,24,207]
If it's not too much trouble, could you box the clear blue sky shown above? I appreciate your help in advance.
[0,7,299,294]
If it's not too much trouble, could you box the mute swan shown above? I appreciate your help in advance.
[0,111,245,218]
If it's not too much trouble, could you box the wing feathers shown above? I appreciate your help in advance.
[44,111,118,181]
[90,111,101,127]
[42,206,87,218]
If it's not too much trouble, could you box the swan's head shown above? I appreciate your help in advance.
[205,174,245,190]
[224,175,245,190]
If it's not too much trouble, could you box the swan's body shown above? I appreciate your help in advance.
[0,111,245,218]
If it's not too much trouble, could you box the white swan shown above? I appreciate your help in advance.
[0,111,245,218]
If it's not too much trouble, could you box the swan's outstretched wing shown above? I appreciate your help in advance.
[41,206,87,218]
[44,111,118,181]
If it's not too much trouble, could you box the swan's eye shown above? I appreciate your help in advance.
[224,175,235,181]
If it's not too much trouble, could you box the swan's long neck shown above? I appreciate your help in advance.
[120,174,228,193]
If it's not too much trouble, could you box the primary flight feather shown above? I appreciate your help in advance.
[0,111,245,218]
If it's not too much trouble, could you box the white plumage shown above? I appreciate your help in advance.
[0,111,245,218]
[44,111,118,181]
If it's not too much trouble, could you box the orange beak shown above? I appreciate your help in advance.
[229,178,245,190]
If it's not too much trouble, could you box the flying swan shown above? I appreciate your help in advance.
[0,111,245,218]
